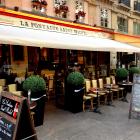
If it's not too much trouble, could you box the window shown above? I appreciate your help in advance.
[12,45,24,61]
[119,0,130,7]
[100,8,108,28]
[75,0,85,22]
[133,22,140,35]
[32,0,47,14]
[117,16,128,33]
[54,0,68,18]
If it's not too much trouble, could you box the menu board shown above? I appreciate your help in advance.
[0,91,37,140]
[0,116,15,140]
[129,74,140,119]
[0,96,19,119]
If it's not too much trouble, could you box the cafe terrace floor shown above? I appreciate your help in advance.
[36,93,140,140]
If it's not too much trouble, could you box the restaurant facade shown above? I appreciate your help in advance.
[0,6,140,78]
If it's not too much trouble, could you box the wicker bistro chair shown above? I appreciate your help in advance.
[98,78,114,104]
[91,79,107,104]
[105,77,120,100]
[8,84,22,96]
[110,75,124,99]
[0,79,6,86]
[83,94,93,112]
[85,80,100,106]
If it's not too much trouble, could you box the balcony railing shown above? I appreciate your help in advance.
[134,1,140,12]
[119,0,130,7]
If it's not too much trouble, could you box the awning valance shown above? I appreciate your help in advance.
[0,25,140,52]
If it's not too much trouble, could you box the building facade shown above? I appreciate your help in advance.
[0,0,140,76]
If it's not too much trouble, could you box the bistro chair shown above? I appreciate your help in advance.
[110,75,124,99]
[0,85,3,92]
[105,77,119,100]
[83,79,94,112]
[92,79,107,104]
[8,84,22,96]
[47,74,55,100]
[85,79,100,106]
[83,94,93,112]
[0,79,6,86]
[98,78,113,103]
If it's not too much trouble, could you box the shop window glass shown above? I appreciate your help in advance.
[12,45,24,61]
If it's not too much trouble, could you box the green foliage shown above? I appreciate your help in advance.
[116,68,129,79]
[67,72,84,86]
[23,75,46,93]
[129,67,140,74]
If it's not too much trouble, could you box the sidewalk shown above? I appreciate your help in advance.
[36,93,140,140]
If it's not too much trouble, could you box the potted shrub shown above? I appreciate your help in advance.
[23,75,46,127]
[116,68,129,82]
[129,67,140,82]
[65,71,85,113]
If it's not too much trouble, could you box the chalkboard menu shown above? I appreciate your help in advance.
[0,96,19,119]
[129,74,140,119]
[0,116,15,140]
[0,91,37,140]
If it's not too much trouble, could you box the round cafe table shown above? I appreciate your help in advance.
[89,88,103,114]
[118,81,133,102]
[104,84,114,106]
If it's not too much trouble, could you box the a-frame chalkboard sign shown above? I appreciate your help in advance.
[129,74,140,120]
[0,91,37,140]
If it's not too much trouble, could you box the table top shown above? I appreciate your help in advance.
[118,82,133,86]
[89,88,106,93]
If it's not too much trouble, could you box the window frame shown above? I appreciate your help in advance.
[117,16,128,33]
[100,8,108,28]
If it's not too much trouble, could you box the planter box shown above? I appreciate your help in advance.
[65,85,84,113]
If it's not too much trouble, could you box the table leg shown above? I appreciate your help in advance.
[93,91,102,114]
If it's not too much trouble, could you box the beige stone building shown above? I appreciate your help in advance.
[0,0,140,75]
[1,0,140,44]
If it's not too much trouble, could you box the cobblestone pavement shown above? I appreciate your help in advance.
[36,94,140,140]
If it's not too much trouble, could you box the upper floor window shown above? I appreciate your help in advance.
[119,0,130,7]
[75,0,86,23]
[54,0,69,18]
[133,22,140,35]
[32,0,47,14]
[117,16,128,33]
[100,8,108,28]
[134,0,140,12]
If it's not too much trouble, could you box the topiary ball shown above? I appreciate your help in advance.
[116,68,129,79]
[23,75,46,97]
[129,67,140,75]
[67,72,84,86]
